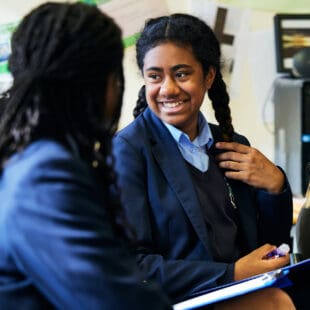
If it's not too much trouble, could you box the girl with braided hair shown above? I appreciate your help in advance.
[0,2,171,309]
[113,13,298,309]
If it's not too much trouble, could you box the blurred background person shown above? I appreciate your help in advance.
[0,2,171,309]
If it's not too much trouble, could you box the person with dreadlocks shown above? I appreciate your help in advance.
[0,2,172,309]
[113,14,297,309]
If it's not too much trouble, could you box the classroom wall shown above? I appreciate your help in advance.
[0,0,290,162]
[121,0,277,161]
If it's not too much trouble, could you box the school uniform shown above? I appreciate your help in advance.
[0,138,171,309]
[113,107,293,303]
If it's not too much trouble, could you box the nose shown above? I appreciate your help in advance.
[159,76,180,97]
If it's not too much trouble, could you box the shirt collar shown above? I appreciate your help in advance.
[163,112,213,148]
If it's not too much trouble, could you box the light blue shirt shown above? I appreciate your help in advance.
[163,113,213,172]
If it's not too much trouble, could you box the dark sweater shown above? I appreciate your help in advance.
[186,152,240,263]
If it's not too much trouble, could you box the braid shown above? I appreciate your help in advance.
[133,85,147,118]
[0,2,134,242]
[208,72,234,141]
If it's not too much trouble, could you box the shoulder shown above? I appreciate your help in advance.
[114,108,168,146]
[114,113,154,151]
[0,139,101,237]
[2,139,93,196]
[116,114,147,140]
[0,139,92,244]
[6,139,73,166]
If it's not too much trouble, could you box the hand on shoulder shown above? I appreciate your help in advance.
[215,142,285,193]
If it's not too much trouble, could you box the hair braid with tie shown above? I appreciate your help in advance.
[0,2,134,242]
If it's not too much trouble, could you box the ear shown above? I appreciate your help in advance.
[205,66,216,90]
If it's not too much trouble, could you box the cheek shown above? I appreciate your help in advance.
[145,84,158,103]
[190,82,207,100]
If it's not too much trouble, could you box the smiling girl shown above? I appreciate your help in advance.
[113,13,299,309]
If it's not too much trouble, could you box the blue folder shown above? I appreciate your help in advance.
[173,258,310,310]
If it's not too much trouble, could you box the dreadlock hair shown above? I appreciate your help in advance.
[133,13,234,141]
[0,2,134,242]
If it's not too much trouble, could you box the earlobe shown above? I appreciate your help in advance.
[206,66,216,89]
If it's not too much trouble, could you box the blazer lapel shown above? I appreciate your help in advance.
[142,109,211,251]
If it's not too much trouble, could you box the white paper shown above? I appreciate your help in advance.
[99,0,169,39]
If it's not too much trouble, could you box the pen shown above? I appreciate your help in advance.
[262,243,290,259]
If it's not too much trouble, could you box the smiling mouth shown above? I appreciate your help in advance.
[160,100,185,108]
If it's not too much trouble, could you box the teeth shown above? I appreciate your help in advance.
[162,101,183,108]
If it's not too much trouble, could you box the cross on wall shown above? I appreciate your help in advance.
[213,7,235,46]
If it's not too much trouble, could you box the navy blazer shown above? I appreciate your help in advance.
[113,108,293,303]
[0,139,171,309]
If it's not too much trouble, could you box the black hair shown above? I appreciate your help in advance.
[133,13,234,141]
[0,2,133,241]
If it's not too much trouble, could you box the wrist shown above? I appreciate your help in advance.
[266,170,285,194]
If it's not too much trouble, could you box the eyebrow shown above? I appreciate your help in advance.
[145,64,192,72]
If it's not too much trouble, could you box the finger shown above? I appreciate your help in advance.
[215,142,250,154]
[218,160,245,171]
[223,170,247,182]
[262,254,290,268]
[224,170,260,185]
[216,151,248,163]
[256,244,276,254]
[260,245,277,257]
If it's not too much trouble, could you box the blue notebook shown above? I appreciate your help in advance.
[173,258,310,310]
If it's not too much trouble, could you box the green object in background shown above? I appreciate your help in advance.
[0,22,17,34]
[123,33,140,48]
[218,0,310,13]
[0,22,17,75]
[0,62,8,74]
[79,0,111,5]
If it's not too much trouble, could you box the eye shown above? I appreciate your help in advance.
[175,71,189,80]
[149,74,159,79]
[146,73,162,83]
